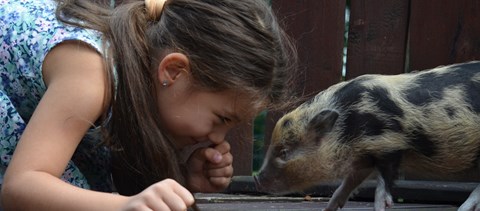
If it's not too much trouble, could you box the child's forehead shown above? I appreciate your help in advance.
[220,90,264,119]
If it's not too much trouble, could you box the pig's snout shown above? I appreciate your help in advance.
[254,172,276,193]
[253,174,266,192]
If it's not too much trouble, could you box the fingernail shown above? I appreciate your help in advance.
[213,153,222,163]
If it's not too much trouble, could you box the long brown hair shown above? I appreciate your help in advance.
[56,0,297,195]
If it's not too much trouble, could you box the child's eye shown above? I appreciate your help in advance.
[218,115,232,124]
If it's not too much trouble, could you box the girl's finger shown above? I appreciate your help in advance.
[213,141,231,154]
[208,176,232,188]
[205,152,233,169]
[202,147,223,164]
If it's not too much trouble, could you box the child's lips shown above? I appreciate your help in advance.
[193,137,209,143]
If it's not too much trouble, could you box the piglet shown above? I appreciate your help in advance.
[255,61,480,211]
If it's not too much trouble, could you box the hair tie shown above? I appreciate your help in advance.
[145,0,166,21]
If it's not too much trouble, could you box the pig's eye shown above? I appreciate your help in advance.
[279,149,288,160]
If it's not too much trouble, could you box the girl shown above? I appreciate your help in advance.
[0,0,296,210]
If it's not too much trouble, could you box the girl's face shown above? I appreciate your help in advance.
[156,67,258,149]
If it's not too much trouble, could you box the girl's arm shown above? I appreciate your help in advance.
[1,41,193,210]
[2,41,128,210]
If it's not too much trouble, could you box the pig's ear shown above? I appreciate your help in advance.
[307,110,339,138]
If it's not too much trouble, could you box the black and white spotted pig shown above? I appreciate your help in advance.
[254,61,480,211]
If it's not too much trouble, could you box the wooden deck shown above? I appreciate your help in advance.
[193,194,457,211]
[191,176,476,211]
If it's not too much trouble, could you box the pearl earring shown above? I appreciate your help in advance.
[162,80,168,87]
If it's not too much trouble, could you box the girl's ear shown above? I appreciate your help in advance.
[157,53,190,86]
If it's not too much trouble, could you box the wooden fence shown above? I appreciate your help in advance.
[229,0,480,178]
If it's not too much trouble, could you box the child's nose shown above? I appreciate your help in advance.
[208,128,228,144]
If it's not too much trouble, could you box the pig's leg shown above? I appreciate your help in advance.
[324,158,375,211]
[374,175,394,211]
[458,184,480,211]
[374,151,402,211]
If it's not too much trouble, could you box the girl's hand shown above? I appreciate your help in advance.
[186,141,234,192]
[121,179,195,211]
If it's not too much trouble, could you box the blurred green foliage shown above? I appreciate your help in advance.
[252,110,267,173]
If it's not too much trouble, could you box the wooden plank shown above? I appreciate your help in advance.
[408,0,480,71]
[224,176,475,206]
[226,123,253,175]
[346,0,410,80]
[272,0,345,97]
[265,0,346,146]
[194,193,458,211]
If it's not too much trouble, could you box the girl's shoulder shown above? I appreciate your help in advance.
[1,0,105,81]
[0,0,106,118]
[1,0,105,64]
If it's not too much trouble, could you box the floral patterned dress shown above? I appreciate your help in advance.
[0,0,112,192]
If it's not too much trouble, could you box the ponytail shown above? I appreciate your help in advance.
[107,2,185,195]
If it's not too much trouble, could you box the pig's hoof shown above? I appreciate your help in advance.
[323,206,339,211]
[374,193,393,211]
[323,201,343,211]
